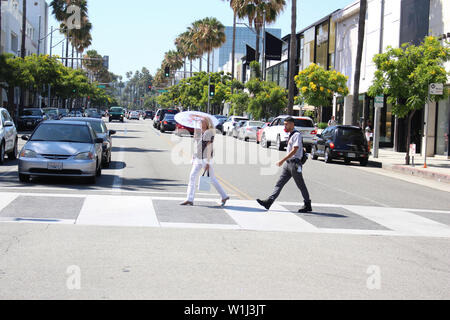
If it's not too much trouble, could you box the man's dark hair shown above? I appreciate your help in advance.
[284,116,295,123]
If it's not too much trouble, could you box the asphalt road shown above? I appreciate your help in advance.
[0,118,449,300]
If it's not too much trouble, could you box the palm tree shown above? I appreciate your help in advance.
[352,0,367,126]
[192,17,226,73]
[188,20,205,71]
[233,0,286,65]
[287,0,297,115]
[223,0,243,79]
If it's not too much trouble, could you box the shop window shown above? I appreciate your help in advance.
[316,21,329,68]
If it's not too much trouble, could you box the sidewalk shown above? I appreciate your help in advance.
[369,148,450,184]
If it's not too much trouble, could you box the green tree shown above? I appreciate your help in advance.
[246,78,287,119]
[368,36,450,164]
[295,63,349,121]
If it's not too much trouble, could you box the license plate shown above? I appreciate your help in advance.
[27,121,32,126]
[347,153,356,158]
[47,162,63,170]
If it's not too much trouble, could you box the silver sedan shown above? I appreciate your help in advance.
[238,121,265,142]
[18,120,104,184]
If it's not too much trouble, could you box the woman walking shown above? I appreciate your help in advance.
[180,116,229,206]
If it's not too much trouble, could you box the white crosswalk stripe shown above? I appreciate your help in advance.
[0,192,449,238]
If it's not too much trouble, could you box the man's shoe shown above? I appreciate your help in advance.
[180,201,194,206]
[257,198,273,210]
[298,200,312,213]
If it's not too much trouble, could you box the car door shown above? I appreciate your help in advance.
[266,118,279,142]
[317,127,329,154]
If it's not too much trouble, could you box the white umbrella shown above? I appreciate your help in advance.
[174,111,219,129]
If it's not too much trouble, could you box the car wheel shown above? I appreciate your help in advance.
[360,158,368,167]
[8,138,18,160]
[160,127,165,133]
[312,146,319,160]
[276,135,284,151]
[0,141,5,165]
[344,158,351,165]
[19,173,30,183]
[324,148,333,163]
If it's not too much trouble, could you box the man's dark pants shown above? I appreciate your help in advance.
[268,159,310,203]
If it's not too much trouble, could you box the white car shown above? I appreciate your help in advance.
[222,116,249,136]
[260,115,317,152]
[0,108,18,164]
[129,111,140,120]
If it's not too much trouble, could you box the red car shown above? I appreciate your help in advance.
[256,123,270,144]
[175,123,194,136]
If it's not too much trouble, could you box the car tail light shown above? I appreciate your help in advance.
[310,130,317,135]
[164,121,168,124]
[329,142,335,149]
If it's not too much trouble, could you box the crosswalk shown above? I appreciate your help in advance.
[0,192,449,238]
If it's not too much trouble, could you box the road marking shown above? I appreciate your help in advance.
[215,174,253,200]
[76,195,159,227]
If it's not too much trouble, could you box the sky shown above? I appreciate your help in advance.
[47,0,355,80]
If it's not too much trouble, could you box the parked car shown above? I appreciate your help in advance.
[238,121,265,142]
[63,117,116,168]
[18,120,104,184]
[109,106,125,122]
[85,109,102,119]
[43,108,59,120]
[214,115,228,133]
[222,116,249,136]
[58,108,69,119]
[0,108,18,164]
[260,115,316,152]
[128,111,140,120]
[311,125,370,166]
[68,110,83,118]
[18,108,47,131]
[175,123,194,136]
[160,114,177,133]
[153,108,179,130]
[231,120,247,138]
[144,110,154,119]
[256,123,270,144]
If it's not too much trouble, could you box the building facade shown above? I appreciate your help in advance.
[1,0,49,107]
[265,0,449,157]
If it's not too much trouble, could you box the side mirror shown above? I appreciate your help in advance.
[21,135,29,141]
[109,130,116,135]
[4,121,14,127]
[95,138,104,144]
[257,127,261,130]
[316,134,322,138]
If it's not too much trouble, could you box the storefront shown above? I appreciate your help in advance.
[435,95,450,157]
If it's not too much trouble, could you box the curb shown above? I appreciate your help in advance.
[390,165,450,184]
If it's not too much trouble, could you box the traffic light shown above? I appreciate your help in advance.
[164,67,170,77]
[209,84,215,97]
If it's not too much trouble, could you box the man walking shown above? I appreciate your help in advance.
[256,117,312,213]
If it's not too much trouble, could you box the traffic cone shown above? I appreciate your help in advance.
[423,163,427,168]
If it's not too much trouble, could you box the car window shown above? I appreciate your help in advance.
[336,127,365,143]
[0,111,5,126]
[294,119,314,127]
[31,124,93,143]
[22,109,43,116]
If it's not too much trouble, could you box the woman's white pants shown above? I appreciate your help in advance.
[186,160,228,202]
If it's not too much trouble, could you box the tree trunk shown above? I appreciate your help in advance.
[207,52,210,73]
[288,0,297,116]
[352,0,367,126]
[405,110,416,165]
[65,36,70,67]
[199,56,202,72]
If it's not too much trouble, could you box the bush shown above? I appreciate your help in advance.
[317,122,328,129]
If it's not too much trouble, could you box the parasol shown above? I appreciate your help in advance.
[174,111,219,129]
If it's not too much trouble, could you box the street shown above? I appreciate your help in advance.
[0,117,449,299]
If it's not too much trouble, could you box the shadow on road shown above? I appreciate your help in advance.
[111,147,167,153]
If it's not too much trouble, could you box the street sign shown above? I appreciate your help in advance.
[97,85,106,89]
[157,89,168,93]
[429,83,444,95]
[375,95,384,109]
[409,144,416,157]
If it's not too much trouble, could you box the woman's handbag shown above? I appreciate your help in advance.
[198,169,211,191]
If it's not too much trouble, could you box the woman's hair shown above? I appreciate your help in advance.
[204,117,216,135]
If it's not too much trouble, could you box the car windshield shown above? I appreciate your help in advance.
[249,121,264,127]
[65,119,106,134]
[44,109,58,115]
[235,117,248,122]
[22,109,42,116]
[294,119,314,127]
[336,128,365,143]
[110,108,123,112]
[30,124,93,143]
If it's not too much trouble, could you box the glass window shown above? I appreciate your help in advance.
[298,36,304,70]
[303,27,315,68]
[31,124,93,143]
[279,62,287,88]
[22,109,43,116]
[436,98,450,155]
[316,21,329,68]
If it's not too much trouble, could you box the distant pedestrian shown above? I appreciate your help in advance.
[365,120,373,152]
[180,116,230,206]
[328,116,337,127]
[256,117,312,213]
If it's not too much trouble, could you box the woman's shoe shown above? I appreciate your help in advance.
[220,197,230,206]
[180,201,194,206]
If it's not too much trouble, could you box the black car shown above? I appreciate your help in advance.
[144,110,154,119]
[18,108,47,131]
[311,125,370,166]
[63,117,116,168]
[160,114,177,133]
[154,108,179,130]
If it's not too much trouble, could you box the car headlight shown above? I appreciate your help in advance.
[74,152,94,160]
[20,149,38,158]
